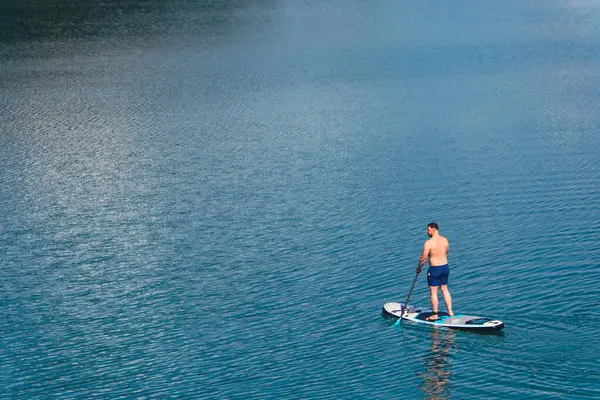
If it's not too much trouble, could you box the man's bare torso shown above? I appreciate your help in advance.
[426,235,449,266]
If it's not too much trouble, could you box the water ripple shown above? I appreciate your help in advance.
[3,1,600,399]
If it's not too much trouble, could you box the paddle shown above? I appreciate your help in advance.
[394,269,420,327]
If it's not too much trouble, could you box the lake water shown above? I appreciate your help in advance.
[1,0,600,398]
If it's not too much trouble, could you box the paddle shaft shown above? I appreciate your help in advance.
[400,270,420,317]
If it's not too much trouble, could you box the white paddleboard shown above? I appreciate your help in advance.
[382,302,504,331]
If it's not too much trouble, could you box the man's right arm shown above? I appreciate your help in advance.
[417,241,429,273]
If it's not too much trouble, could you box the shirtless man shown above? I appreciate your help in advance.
[416,222,454,321]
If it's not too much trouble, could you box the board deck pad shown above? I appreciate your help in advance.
[382,302,504,331]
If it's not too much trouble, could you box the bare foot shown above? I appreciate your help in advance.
[426,313,439,321]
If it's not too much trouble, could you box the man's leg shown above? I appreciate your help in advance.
[428,285,439,320]
[440,285,454,317]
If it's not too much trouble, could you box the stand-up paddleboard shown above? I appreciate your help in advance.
[382,302,504,331]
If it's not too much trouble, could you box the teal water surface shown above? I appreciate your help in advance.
[1,1,600,399]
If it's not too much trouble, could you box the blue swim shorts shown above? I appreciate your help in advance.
[427,264,449,287]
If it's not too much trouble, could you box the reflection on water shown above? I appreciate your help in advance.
[2,0,600,398]
[417,329,456,400]
[0,0,256,43]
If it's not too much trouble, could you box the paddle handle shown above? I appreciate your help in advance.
[400,270,420,317]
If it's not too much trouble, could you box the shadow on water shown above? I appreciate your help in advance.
[0,0,269,43]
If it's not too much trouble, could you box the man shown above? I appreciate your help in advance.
[416,222,454,321]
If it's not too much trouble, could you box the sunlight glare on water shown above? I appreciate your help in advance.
[1,0,600,399]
